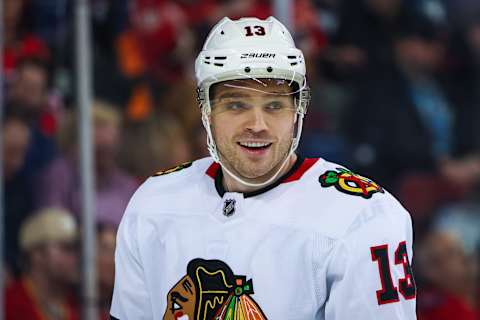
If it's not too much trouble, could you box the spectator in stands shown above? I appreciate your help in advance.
[3,113,33,276]
[344,15,480,226]
[114,0,194,120]
[5,208,80,320]
[342,15,473,188]
[35,100,138,226]
[97,224,117,320]
[8,59,53,127]
[120,112,191,179]
[416,230,478,320]
[91,0,130,57]
[7,58,59,178]
[433,203,480,258]
[3,0,50,79]
[27,0,71,51]
[340,14,478,231]
[446,15,480,166]
[330,0,417,79]
[425,16,480,266]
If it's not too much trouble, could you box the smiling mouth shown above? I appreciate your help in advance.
[237,141,272,152]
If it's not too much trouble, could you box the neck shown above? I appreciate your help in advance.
[222,153,298,194]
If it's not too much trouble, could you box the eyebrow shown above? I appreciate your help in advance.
[215,91,251,100]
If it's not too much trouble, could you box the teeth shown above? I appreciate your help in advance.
[239,142,270,148]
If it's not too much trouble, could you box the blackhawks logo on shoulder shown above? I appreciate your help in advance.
[319,168,384,199]
[153,161,193,177]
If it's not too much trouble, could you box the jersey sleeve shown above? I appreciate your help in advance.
[110,193,153,320]
[320,196,417,319]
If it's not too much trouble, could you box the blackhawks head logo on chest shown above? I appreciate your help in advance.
[319,168,384,199]
[163,258,267,320]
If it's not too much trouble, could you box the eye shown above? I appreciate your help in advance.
[265,101,284,110]
[225,101,248,111]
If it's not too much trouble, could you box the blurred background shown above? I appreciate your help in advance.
[1,0,480,319]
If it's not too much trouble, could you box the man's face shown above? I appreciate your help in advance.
[467,23,480,57]
[10,63,48,114]
[422,231,475,296]
[209,79,296,180]
[395,37,443,73]
[3,119,30,179]
[44,241,79,286]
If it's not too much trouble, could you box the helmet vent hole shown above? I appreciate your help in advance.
[220,30,225,35]
[244,67,251,73]
[267,66,273,72]
[214,56,227,60]
[214,63,224,67]
[290,62,298,66]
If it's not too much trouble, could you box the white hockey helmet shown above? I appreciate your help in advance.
[195,16,310,185]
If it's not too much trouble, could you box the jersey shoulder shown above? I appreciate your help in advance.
[147,157,212,190]
[124,157,216,217]
[294,158,412,239]
[152,161,195,177]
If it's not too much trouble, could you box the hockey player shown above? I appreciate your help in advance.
[110,17,417,320]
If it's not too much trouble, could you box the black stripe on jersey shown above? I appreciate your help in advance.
[214,156,304,198]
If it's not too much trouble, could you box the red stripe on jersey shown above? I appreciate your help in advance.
[206,162,221,179]
[205,158,319,183]
[282,158,319,183]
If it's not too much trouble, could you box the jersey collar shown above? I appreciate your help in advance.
[206,157,319,198]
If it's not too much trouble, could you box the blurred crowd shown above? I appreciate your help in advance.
[2,0,480,319]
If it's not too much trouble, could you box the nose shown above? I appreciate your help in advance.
[245,107,268,133]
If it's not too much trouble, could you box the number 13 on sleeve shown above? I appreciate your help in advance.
[371,241,417,305]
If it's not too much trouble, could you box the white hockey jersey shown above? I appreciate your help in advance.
[110,157,417,320]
